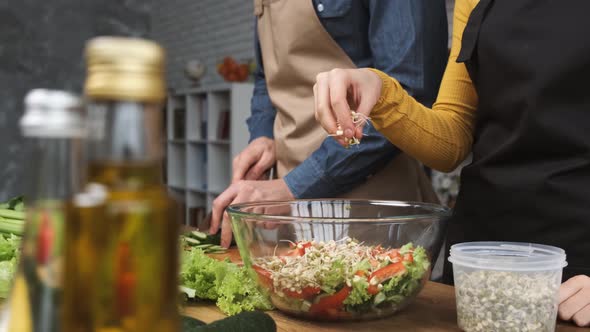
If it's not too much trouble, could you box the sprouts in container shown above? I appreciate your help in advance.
[449,242,567,332]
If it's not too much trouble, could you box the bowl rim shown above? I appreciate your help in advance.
[226,199,451,223]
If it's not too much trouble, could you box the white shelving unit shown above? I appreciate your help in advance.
[165,83,254,229]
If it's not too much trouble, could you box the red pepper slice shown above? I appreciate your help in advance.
[252,265,273,290]
[309,285,352,315]
[403,253,414,263]
[367,261,406,295]
[386,249,401,260]
[36,212,54,265]
[286,241,312,257]
[116,242,136,317]
[282,286,321,300]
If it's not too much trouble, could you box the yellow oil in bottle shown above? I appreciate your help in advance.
[63,161,179,332]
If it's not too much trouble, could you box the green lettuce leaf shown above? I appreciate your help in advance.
[343,276,370,306]
[216,268,273,316]
[0,258,17,298]
[0,234,20,262]
[180,248,272,315]
[381,244,430,304]
[319,259,347,294]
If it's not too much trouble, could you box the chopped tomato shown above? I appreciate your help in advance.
[252,265,273,290]
[309,286,352,314]
[367,261,406,295]
[282,286,321,300]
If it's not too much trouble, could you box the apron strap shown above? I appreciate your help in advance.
[457,0,494,63]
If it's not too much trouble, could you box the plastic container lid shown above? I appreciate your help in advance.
[448,241,567,272]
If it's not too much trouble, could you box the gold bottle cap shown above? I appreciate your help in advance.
[84,36,166,103]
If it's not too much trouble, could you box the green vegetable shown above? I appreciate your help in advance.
[217,268,273,315]
[0,196,24,211]
[186,311,276,332]
[319,259,346,294]
[0,258,17,298]
[181,249,235,300]
[0,197,26,237]
[0,234,20,261]
[0,209,25,221]
[381,245,430,304]
[180,248,272,315]
[181,230,226,254]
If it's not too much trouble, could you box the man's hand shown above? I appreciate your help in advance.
[232,137,276,183]
[559,275,590,327]
[209,179,294,248]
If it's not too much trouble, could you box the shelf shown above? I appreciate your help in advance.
[187,139,207,144]
[207,144,230,194]
[207,91,230,141]
[186,94,207,140]
[187,144,207,191]
[209,139,230,145]
[167,143,186,188]
[165,83,254,226]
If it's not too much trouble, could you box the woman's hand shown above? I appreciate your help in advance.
[313,68,383,145]
[559,275,590,327]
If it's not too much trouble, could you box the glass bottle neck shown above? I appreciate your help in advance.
[27,137,84,201]
[86,101,164,188]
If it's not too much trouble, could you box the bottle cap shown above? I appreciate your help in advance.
[84,36,166,102]
[20,89,86,138]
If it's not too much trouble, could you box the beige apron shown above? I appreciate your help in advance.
[255,0,438,203]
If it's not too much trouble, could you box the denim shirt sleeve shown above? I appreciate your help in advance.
[284,0,446,198]
[246,20,276,142]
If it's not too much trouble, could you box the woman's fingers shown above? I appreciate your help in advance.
[328,69,355,139]
[559,275,590,326]
[314,74,339,135]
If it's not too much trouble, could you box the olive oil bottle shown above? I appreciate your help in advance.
[62,37,179,332]
[0,89,86,332]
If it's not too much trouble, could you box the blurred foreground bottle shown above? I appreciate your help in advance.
[0,89,86,332]
[62,36,179,332]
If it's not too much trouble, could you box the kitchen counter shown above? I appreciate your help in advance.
[182,249,584,331]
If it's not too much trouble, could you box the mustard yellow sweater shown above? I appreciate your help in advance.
[369,0,478,172]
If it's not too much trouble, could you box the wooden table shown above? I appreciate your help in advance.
[182,249,584,332]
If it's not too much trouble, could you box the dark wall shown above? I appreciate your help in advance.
[0,0,153,200]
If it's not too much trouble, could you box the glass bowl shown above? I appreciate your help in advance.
[227,200,450,321]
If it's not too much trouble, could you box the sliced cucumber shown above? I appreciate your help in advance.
[190,230,208,240]
[183,237,201,245]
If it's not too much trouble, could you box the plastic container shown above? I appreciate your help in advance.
[227,200,450,321]
[449,242,567,332]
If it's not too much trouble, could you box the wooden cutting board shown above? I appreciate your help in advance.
[182,249,584,332]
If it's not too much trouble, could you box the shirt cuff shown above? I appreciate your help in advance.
[283,156,334,199]
[247,113,275,142]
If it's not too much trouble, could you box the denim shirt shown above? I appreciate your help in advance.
[247,0,448,198]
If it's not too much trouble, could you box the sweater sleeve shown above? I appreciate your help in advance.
[367,0,479,172]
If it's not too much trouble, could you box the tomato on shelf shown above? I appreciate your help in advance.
[217,56,252,82]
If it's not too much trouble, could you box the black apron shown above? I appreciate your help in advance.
[444,0,590,283]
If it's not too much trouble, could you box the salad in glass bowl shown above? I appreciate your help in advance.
[227,200,449,321]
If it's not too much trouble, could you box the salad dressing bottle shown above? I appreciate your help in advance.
[62,37,179,332]
[0,89,86,332]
